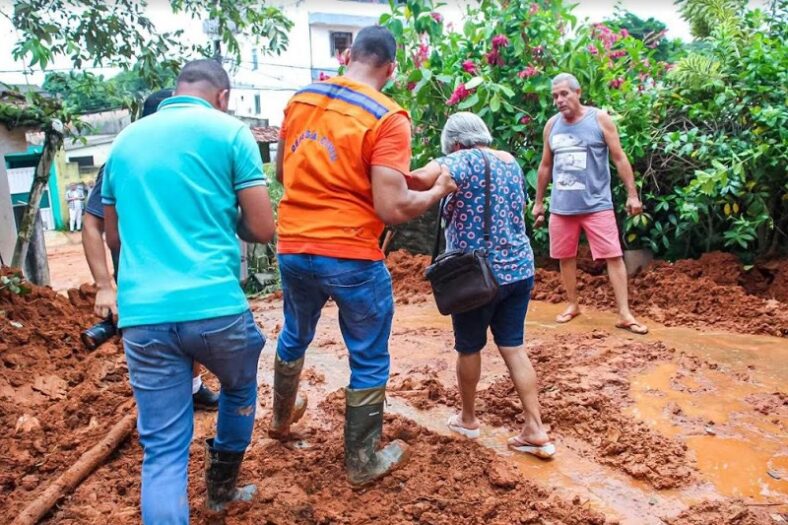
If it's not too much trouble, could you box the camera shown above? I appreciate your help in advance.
[81,317,117,351]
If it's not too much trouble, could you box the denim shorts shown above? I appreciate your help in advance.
[451,276,534,354]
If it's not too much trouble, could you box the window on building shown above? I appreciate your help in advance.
[68,155,94,168]
[330,31,353,57]
[254,94,261,115]
[252,48,259,70]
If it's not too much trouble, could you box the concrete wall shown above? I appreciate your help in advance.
[0,126,30,265]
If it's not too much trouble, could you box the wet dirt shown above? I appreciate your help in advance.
[8,245,786,524]
[664,500,777,525]
[385,249,788,337]
[390,333,697,490]
[0,271,130,518]
[532,264,788,338]
[49,412,612,525]
[385,249,432,305]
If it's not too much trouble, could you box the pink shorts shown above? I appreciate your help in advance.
[549,209,623,260]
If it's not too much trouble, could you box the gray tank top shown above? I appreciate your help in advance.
[548,107,614,215]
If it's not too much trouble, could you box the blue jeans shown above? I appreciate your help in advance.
[277,254,394,389]
[123,309,264,525]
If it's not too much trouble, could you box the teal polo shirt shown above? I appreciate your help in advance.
[102,95,266,328]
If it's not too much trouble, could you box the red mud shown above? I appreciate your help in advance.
[391,332,702,490]
[663,500,774,525]
[0,274,130,518]
[50,398,611,525]
[385,249,788,336]
[385,249,432,304]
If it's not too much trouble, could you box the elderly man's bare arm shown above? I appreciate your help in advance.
[596,111,642,216]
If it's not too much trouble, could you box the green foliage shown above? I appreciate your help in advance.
[604,8,685,62]
[0,273,31,295]
[244,164,282,296]
[1,0,293,128]
[42,66,179,119]
[380,0,786,259]
[675,0,747,38]
[380,0,666,254]
[639,3,788,258]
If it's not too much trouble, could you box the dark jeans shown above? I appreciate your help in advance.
[451,276,534,353]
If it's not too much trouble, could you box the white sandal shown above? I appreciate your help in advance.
[446,414,481,439]
[507,436,556,459]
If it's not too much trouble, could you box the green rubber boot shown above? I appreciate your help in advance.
[344,386,409,486]
[268,354,307,439]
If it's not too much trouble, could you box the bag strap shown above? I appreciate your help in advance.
[481,150,491,248]
[430,149,492,263]
[430,197,445,264]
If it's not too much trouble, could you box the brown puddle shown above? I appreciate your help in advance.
[385,300,788,521]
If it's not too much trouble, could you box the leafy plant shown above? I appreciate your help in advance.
[0,273,31,295]
[380,0,666,254]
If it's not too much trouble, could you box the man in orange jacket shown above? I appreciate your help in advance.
[271,26,455,485]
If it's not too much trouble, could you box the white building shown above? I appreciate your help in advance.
[227,0,398,125]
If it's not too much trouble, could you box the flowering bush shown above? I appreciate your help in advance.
[377,0,786,258]
[379,0,664,252]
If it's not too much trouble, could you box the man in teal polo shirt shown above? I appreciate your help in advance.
[103,59,276,523]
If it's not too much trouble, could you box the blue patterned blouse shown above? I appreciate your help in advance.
[436,148,535,285]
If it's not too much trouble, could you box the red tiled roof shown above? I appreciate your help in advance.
[251,126,280,143]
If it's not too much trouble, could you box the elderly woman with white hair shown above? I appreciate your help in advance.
[409,112,554,458]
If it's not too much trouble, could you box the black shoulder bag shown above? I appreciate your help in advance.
[424,150,499,315]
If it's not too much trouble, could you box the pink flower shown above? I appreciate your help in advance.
[462,60,477,74]
[587,44,599,55]
[486,49,504,66]
[518,65,539,78]
[318,72,332,81]
[532,45,544,56]
[407,82,417,91]
[529,3,539,14]
[335,49,349,66]
[491,34,510,49]
[609,77,624,89]
[620,28,630,38]
[520,114,532,125]
[608,50,627,59]
[412,38,430,68]
[447,84,472,106]
[430,12,444,23]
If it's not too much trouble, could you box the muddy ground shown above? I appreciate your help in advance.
[1,242,786,524]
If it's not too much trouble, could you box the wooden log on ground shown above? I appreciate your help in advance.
[11,411,136,525]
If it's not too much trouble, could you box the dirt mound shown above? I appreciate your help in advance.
[742,258,788,303]
[385,249,432,304]
[671,251,744,286]
[0,275,130,517]
[389,365,455,411]
[50,414,610,525]
[533,261,788,337]
[663,500,773,525]
[391,332,697,489]
[745,391,788,416]
[386,248,788,336]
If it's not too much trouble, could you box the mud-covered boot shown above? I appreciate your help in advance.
[268,354,308,439]
[344,386,409,486]
[204,438,256,512]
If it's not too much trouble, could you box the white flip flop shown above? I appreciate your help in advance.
[508,436,556,459]
[447,415,481,439]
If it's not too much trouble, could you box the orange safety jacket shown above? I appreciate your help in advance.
[277,76,410,261]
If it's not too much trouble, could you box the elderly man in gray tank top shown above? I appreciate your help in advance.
[532,73,648,335]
